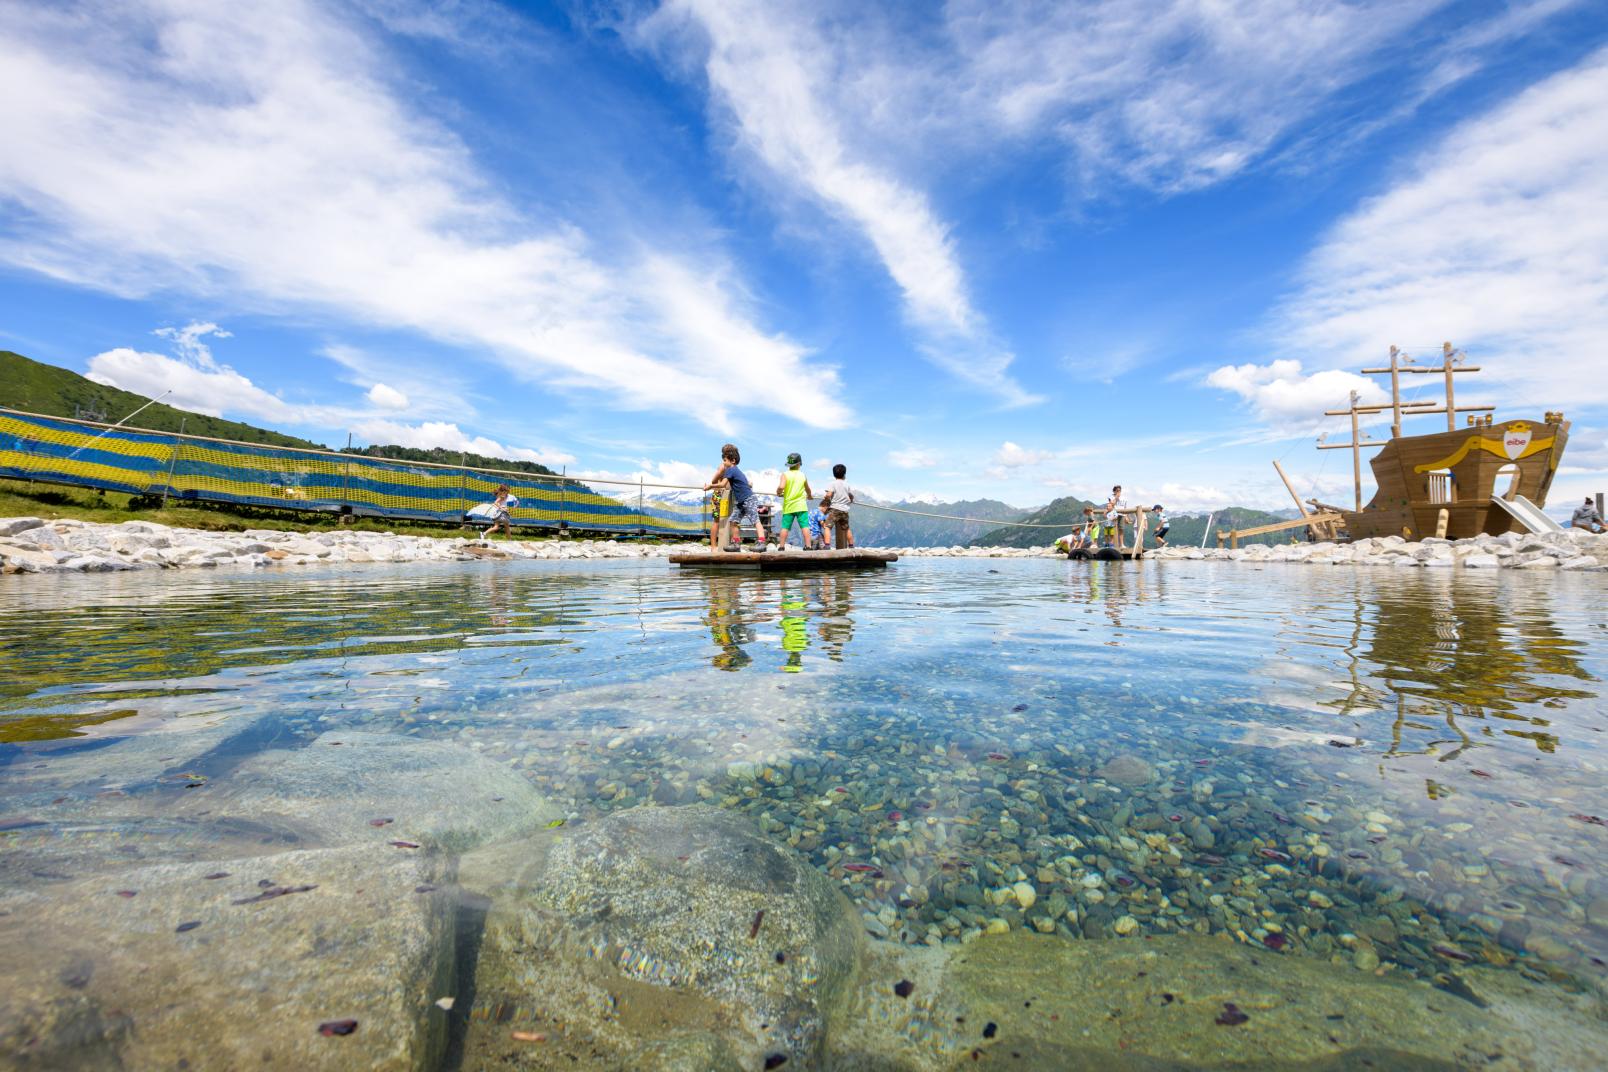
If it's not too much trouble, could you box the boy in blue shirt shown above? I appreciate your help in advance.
[704,443,764,549]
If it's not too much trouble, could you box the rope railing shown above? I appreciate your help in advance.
[852,501,1071,528]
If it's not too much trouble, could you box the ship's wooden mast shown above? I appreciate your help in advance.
[1318,392,1435,510]
[1318,342,1496,512]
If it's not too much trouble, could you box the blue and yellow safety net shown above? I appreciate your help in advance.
[0,408,706,536]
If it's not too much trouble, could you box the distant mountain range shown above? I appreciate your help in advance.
[851,497,1030,547]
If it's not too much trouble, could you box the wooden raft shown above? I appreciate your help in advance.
[669,548,897,571]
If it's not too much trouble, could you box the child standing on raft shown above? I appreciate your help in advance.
[821,463,855,549]
[774,453,813,551]
[1151,505,1169,547]
[704,443,764,550]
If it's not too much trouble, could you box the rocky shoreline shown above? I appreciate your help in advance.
[1146,527,1608,570]
[2,515,1606,574]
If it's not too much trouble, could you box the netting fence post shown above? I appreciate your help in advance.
[457,452,467,528]
[638,478,645,538]
[559,467,568,535]
[160,417,185,506]
[340,432,352,525]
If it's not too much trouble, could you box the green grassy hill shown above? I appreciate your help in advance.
[972,498,1303,550]
[0,350,325,449]
[1159,508,1297,549]
[970,495,1100,548]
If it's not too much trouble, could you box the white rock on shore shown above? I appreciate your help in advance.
[0,517,708,574]
[1,516,1603,573]
[1146,528,1607,571]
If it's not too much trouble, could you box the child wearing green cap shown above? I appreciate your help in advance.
[774,452,814,551]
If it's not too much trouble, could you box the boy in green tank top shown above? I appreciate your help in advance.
[774,452,814,551]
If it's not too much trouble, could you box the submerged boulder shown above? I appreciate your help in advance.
[0,845,454,1072]
[828,930,1608,1071]
[469,805,863,1069]
[166,730,560,851]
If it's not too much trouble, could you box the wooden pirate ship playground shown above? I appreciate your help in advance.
[1218,344,1570,547]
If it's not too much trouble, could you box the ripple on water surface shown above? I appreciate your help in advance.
[3,558,1606,990]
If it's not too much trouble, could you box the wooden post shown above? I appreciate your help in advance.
[1389,348,1402,440]
[1271,459,1318,539]
[1348,391,1362,512]
[1436,509,1449,539]
[1442,342,1456,432]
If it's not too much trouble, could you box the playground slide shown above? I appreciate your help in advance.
[1490,495,1564,534]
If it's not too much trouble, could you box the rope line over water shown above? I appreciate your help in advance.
[853,501,1070,529]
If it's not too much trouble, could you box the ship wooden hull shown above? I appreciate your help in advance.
[1342,418,1568,540]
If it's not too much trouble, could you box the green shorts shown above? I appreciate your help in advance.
[781,510,808,529]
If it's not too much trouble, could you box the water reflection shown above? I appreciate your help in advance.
[690,572,862,674]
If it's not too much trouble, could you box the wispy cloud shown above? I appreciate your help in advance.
[638,0,1035,404]
[0,0,846,432]
[1274,45,1608,411]
[888,447,940,470]
[946,0,1451,192]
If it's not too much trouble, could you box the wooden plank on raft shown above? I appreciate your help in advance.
[668,548,898,570]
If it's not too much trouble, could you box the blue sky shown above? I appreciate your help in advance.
[3,0,1607,513]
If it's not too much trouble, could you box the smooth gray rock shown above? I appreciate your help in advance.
[167,730,560,851]
[0,517,44,537]
[0,845,454,1072]
[484,805,863,1067]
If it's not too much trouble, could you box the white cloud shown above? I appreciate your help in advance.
[945,0,1451,192]
[85,322,579,466]
[1275,46,1608,411]
[641,0,1034,404]
[85,346,301,424]
[352,418,575,469]
[0,0,846,431]
[1205,360,1388,429]
[152,322,231,368]
[993,441,1053,468]
[366,382,410,410]
[888,447,939,470]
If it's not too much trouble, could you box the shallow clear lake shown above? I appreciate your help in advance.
[3,558,1606,1064]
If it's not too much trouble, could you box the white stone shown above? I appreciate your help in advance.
[0,517,45,537]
